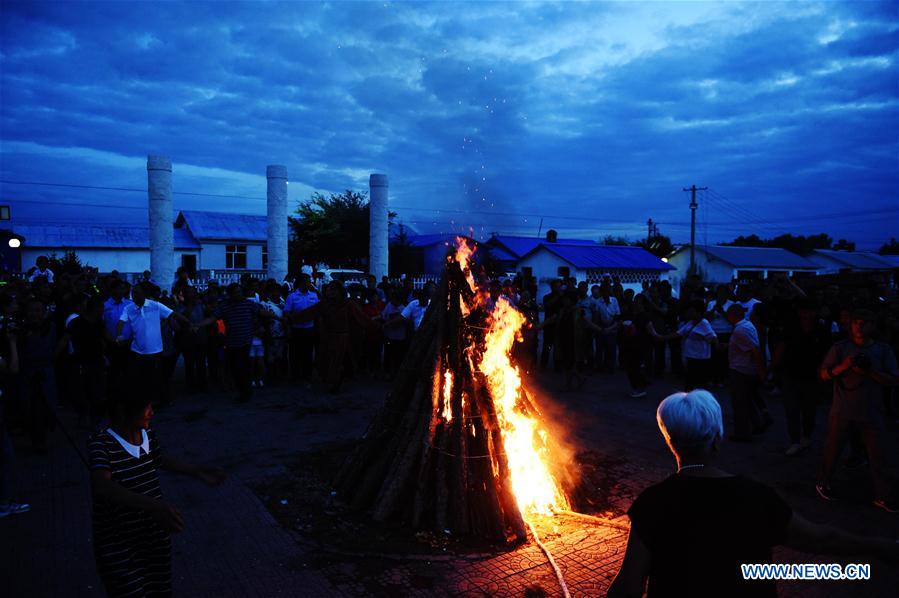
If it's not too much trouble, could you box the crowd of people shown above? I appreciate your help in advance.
[530,271,899,514]
[1,254,898,595]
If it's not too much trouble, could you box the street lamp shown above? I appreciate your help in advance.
[8,238,20,248]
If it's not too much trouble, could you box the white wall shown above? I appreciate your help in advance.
[23,248,149,273]
[667,249,735,286]
[247,244,264,270]
[806,254,845,274]
[517,250,571,302]
[200,241,264,271]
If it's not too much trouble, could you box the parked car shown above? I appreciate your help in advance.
[319,268,366,286]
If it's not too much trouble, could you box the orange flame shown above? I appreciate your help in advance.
[454,236,477,293]
[448,238,567,517]
[476,296,569,516]
[442,370,454,422]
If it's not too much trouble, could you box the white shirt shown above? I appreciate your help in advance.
[263,301,284,338]
[401,299,428,330]
[285,290,319,330]
[729,319,760,376]
[592,296,620,327]
[119,299,174,355]
[738,298,761,321]
[29,267,55,283]
[678,318,717,360]
[382,302,408,340]
[706,299,734,334]
[106,428,149,458]
[65,313,79,354]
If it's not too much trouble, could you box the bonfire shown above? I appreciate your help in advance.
[335,238,571,544]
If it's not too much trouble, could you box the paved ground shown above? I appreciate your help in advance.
[1,363,897,597]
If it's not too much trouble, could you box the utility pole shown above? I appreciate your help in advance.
[683,184,707,275]
[646,218,654,244]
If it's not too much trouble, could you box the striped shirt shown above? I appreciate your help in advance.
[213,299,261,347]
[88,428,172,597]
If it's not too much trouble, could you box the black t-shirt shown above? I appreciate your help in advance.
[627,474,792,598]
[70,316,105,366]
[781,323,830,380]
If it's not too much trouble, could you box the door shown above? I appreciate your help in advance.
[181,254,197,277]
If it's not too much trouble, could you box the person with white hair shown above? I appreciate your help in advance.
[608,390,898,598]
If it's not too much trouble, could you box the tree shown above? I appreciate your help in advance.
[879,238,899,255]
[832,239,856,251]
[600,235,630,246]
[288,190,395,273]
[637,234,675,259]
[388,223,416,277]
[721,233,841,255]
[47,250,85,275]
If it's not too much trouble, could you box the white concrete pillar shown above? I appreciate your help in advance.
[266,165,288,282]
[147,155,174,289]
[369,173,389,280]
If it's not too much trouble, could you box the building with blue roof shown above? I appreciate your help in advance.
[516,239,674,298]
[399,234,478,276]
[808,249,897,273]
[14,210,270,276]
[667,244,821,284]
[14,222,201,275]
[485,232,599,272]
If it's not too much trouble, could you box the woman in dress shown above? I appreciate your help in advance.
[88,390,225,597]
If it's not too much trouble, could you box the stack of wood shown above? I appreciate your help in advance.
[334,261,528,543]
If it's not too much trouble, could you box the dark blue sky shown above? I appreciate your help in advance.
[1,1,897,248]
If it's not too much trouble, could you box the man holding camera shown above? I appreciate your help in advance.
[817,309,899,512]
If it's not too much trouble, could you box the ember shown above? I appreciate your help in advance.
[334,238,572,544]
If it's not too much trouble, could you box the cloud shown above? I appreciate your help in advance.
[0,0,896,248]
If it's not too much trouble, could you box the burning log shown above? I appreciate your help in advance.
[334,240,567,545]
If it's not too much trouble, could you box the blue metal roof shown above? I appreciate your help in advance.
[694,245,819,269]
[488,246,518,262]
[14,224,200,249]
[176,210,267,241]
[527,243,675,271]
[488,235,597,258]
[810,250,895,270]
[404,234,459,248]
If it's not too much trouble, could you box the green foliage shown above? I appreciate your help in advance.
[832,239,856,251]
[879,238,899,255]
[600,235,631,246]
[722,232,837,255]
[47,249,85,275]
[637,234,675,259]
[288,190,395,273]
[388,223,416,277]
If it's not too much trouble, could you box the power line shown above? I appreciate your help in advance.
[4,178,895,238]
[0,179,267,201]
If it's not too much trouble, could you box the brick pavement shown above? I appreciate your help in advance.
[1,366,897,597]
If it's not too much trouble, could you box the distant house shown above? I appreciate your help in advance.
[174,210,268,274]
[807,250,896,274]
[517,242,674,298]
[666,245,820,284]
[14,210,268,276]
[400,234,478,276]
[484,232,598,273]
[15,223,201,275]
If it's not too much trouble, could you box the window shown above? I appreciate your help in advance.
[226,244,247,269]
[262,244,268,270]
